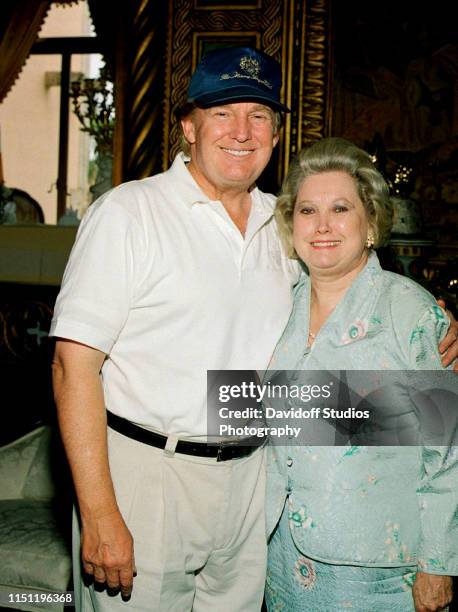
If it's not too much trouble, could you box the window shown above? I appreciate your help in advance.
[0,2,108,224]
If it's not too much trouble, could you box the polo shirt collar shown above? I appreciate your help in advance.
[168,153,209,207]
[168,153,274,220]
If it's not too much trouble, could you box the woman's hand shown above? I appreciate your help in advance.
[437,299,458,370]
[412,572,453,611]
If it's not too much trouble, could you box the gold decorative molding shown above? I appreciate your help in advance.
[125,0,166,179]
[301,0,329,148]
[194,1,261,8]
[278,0,330,178]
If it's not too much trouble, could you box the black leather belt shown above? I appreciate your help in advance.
[106,410,265,462]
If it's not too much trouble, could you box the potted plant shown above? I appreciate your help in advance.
[70,63,114,202]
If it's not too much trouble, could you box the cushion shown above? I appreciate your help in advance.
[0,499,71,595]
[22,428,58,500]
[0,428,45,500]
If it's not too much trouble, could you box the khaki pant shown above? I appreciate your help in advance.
[73,428,267,611]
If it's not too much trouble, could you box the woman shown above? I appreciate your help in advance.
[265,138,457,611]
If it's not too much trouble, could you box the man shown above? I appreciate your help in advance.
[51,47,297,612]
[51,47,458,612]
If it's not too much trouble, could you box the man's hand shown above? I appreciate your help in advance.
[81,509,136,598]
[437,299,458,370]
[412,572,453,612]
[53,340,136,598]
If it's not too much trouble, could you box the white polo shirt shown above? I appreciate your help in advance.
[50,154,299,436]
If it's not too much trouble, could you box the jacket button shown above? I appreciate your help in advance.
[287,457,293,467]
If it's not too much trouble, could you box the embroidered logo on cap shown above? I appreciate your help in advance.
[220,56,273,89]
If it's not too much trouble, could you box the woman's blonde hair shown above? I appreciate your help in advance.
[275,137,393,258]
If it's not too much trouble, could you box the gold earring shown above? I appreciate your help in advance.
[366,232,374,248]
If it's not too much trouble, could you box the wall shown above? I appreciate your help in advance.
[0,2,94,223]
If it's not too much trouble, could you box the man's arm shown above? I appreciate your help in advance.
[412,573,453,612]
[52,339,135,598]
[436,299,458,370]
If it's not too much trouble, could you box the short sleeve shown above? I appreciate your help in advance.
[49,193,146,354]
[408,305,450,369]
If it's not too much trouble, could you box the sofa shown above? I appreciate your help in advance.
[0,426,72,611]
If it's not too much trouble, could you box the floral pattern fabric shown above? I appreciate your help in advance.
[266,503,418,612]
[265,252,458,609]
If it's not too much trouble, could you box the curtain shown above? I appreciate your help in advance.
[0,0,52,103]
[87,0,118,75]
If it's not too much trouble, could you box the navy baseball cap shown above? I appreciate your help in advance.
[187,46,290,113]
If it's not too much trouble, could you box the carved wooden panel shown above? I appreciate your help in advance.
[121,0,168,181]
[161,0,331,185]
[120,0,330,185]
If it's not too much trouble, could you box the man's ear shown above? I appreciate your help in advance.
[181,115,196,145]
[273,132,280,148]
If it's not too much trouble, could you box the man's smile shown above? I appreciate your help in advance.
[220,148,254,157]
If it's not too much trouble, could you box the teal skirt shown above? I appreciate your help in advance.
[266,504,417,612]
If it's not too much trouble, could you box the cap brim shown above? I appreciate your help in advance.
[190,86,290,113]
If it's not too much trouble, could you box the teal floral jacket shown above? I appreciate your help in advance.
[265,252,458,575]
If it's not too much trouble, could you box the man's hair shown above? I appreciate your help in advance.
[275,137,393,258]
[178,103,283,157]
